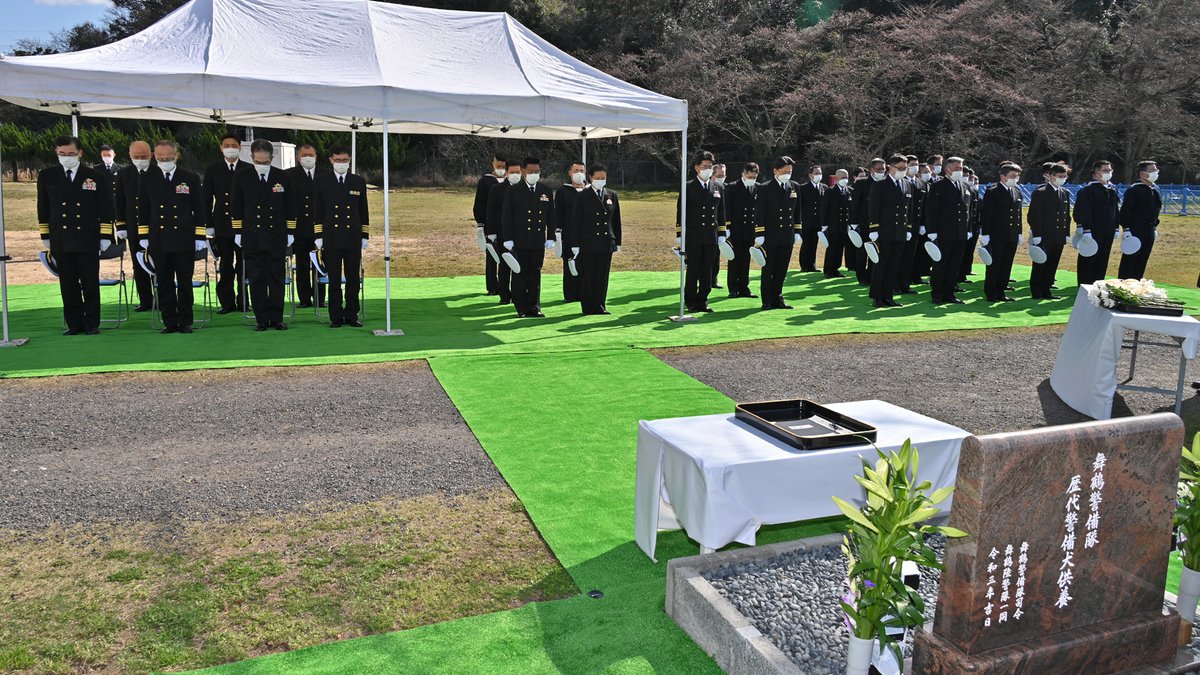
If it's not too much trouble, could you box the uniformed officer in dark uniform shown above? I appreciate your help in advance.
[958,167,982,285]
[555,160,587,303]
[96,144,121,180]
[980,162,1024,302]
[37,135,114,335]
[851,159,886,286]
[231,139,297,330]
[709,163,727,290]
[136,140,207,333]
[113,140,154,311]
[1073,160,1121,286]
[866,154,912,307]
[313,145,369,327]
[1027,162,1072,299]
[203,132,251,313]
[754,155,801,310]
[1117,160,1163,280]
[285,144,323,309]
[569,162,622,315]
[904,157,930,289]
[819,168,853,278]
[723,162,759,297]
[797,164,825,273]
[486,159,522,305]
[473,153,506,296]
[676,150,726,313]
[501,157,556,318]
[924,157,973,304]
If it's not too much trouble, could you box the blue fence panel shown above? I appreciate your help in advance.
[976,182,1195,215]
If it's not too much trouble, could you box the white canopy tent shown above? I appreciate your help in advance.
[0,0,693,343]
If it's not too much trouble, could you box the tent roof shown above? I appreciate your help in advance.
[0,0,686,139]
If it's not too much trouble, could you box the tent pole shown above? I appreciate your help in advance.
[0,139,27,347]
[582,137,587,165]
[351,128,357,174]
[670,127,693,322]
[373,117,403,336]
[71,112,78,137]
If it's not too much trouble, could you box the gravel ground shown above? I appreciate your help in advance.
[0,361,504,529]
[656,324,1200,436]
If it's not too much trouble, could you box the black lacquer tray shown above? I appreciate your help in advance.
[734,399,877,451]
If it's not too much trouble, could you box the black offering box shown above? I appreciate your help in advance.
[734,399,876,450]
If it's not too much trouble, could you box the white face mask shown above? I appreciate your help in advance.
[101,155,115,166]
[299,156,317,170]
[1053,176,1067,187]
[333,162,350,175]
[132,159,151,171]
[892,170,905,180]
[919,173,931,182]
[1004,178,1018,188]
[871,171,886,181]
[1099,171,1112,182]
[837,178,849,187]
[742,177,757,188]
[811,174,822,183]
[592,179,607,190]
[571,171,586,185]
[698,168,714,181]
[255,163,271,176]
[713,177,725,186]
[932,165,943,175]
[58,155,80,171]
[493,167,506,177]
[777,172,792,183]
[157,160,177,175]
[222,147,241,160]
[1146,171,1159,183]
[906,166,918,176]
[525,172,540,185]
[950,170,964,181]
[507,173,521,185]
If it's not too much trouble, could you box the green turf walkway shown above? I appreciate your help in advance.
[8,266,1198,378]
[194,349,850,674]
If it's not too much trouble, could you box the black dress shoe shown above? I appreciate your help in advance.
[531,312,546,318]
[872,300,887,308]
[761,305,775,311]
[949,297,966,304]
[498,298,512,305]
[711,283,724,289]
[776,303,793,310]
[486,291,499,296]
[84,328,100,335]
[1002,296,1016,302]
[886,299,901,307]
[273,322,288,330]
[159,326,179,334]
[953,286,965,293]
[329,321,343,328]
[1051,284,1060,290]
[62,328,80,336]
[912,279,928,285]
[180,325,193,334]
[1005,285,1016,292]
[825,272,847,279]
[1047,294,1063,300]
[134,305,152,313]
[347,319,363,327]
[297,301,314,309]
[900,288,917,295]
[217,307,237,315]
[254,324,268,332]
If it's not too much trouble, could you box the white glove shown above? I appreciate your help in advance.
[615,245,621,252]
[718,235,727,244]
[41,238,51,251]
[1031,236,1042,246]
[966,231,974,240]
[1065,235,1071,245]
[1082,231,1094,241]
[820,226,828,233]
[1017,234,1023,246]
[487,234,497,242]
[287,234,295,248]
[928,233,938,242]
[919,225,926,235]
[206,228,215,238]
[100,239,112,253]
[1154,229,1159,241]
[868,231,879,242]
[361,239,369,251]
[503,240,514,251]
[571,246,580,255]
[139,239,150,249]
[115,229,127,241]
[544,239,555,250]
[850,223,859,231]
[234,234,242,248]
[1122,230,1133,241]
[980,235,990,246]
[476,222,485,229]
[905,232,912,241]
[194,240,206,252]
[793,233,801,244]
[754,236,765,246]
[315,238,323,250]
[675,237,681,246]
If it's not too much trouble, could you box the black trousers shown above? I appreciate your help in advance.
[760,243,793,306]
[55,249,101,331]
[510,248,544,315]
[710,245,721,287]
[843,226,859,271]
[930,239,967,302]
[325,246,362,323]
[798,225,820,271]
[822,228,847,277]
[984,241,1017,299]
[578,251,612,313]
[128,238,154,308]
[1030,240,1065,298]
[910,234,932,283]
[853,235,872,285]
[726,239,753,295]
[896,236,917,292]
[563,257,580,302]
[155,249,196,328]
[245,247,286,326]
[958,235,976,282]
[869,240,903,302]
[1077,233,1115,286]
[684,243,716,309]
[293,236,323,306]
[485,251,500,294]
[211,236,245,310]
[1117,231,1155,280]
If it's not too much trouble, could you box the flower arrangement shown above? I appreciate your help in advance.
[1086,278,1184,312]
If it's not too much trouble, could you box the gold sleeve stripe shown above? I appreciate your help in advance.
[115,220,126,227]
[314,224,324,234]
[194,227,206,236]
[138,226,150,235]
[100,223,113,235]
[39,223,50,235]
[286,220,297,230]
[232,220,243,230]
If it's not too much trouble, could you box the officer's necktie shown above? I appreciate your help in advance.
[229,163,235,173]
[66,170,73,182]
[166,173,172,182]
[339,175,344,185]
[260,173,267,184]
[307,170,313,181]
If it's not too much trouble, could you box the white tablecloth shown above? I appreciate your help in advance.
[634,400,970,561]
[1049,286,1199,420]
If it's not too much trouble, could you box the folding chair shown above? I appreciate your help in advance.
[242,246,297,326]
[137,248,215,329]
[309,249,367,324]
[39,244,131,329]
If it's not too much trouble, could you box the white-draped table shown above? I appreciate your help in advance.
[634,400,970,561]
[1050,286,1199,420]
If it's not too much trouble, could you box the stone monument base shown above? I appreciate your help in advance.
[912,609,1178,674]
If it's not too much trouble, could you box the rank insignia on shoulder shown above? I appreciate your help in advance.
[82,178,97,191]
[272,184,285,193]
[176,184,190,194]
